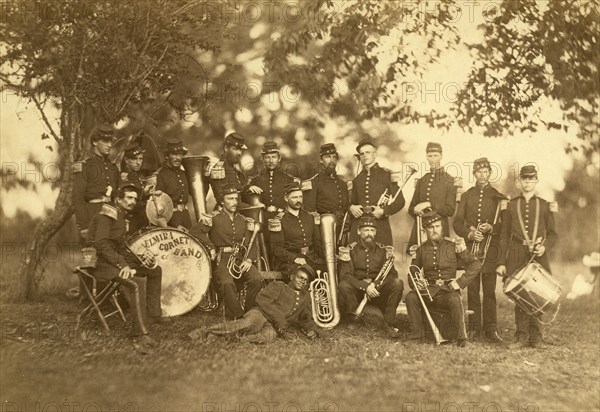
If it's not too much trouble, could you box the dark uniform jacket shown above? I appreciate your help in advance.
[73,154,120,229]
[411,239,481,298]
[498,194,557,274]
[338,240,398,292]
[270,210,321,265]
[303,167,349,219]
[156,164,189,206]
[407,167,458,248]
[121,169,152,233]
[453,184,507,272]
[349,163,406,245]
[256,280,317,331]
[209,156,250,202]
[248,167,298,211]
[200,210,255,255]
[87,203,135,281]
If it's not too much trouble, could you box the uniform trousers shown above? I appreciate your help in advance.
[467,272,498,335]
[405,288,467,341]
[215,253,263,319]
[206,308,277,343]
[338,276,404,325]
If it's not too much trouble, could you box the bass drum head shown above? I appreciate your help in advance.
[129,228,211,317]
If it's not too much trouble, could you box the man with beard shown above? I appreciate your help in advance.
[407,142,459,253]
[190,265,318,343]
[156,138,191,231]
[348,138,406,246]
[405,211,481,347]
[86,182,164,344]
[303,143,349,230]
[338,216,404,338]
[269,182,323,279]
[453,157,507,343]
[209,132,252,206]
[496,165,558,349]
[198,183,263,320]
[73,125,120,242]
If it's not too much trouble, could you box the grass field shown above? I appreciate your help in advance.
[1,261,599,412]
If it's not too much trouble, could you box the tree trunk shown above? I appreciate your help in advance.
[17,106,87,301]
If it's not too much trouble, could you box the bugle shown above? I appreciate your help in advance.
[351,246,395,318]
[309,213,341,328]
[408,265,447,345]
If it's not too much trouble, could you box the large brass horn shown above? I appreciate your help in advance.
[182,156,210,220]
[309,213,341,329]
[182,155,218,311]
[239,193,271,271]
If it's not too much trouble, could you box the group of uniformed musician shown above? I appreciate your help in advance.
[74,126,558,349]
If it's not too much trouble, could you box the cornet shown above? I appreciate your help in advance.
[125,242,158,269]
[351,246,395,318]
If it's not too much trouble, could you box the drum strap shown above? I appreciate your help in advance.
[516,198,540,247]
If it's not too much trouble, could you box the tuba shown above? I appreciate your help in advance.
[309,213,341,329]
[182,155,218,311]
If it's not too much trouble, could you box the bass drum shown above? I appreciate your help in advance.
[129,228,211,317]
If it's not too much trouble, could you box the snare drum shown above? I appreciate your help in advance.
[503,261,562,322]
[129,228,212,317]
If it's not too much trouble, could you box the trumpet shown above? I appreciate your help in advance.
[227,219,261,279]
[309,213,341,328]
[125,242,158,269]
[408,265,447,345]
[351,246,395,318]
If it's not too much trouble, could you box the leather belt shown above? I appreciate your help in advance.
[434,279,452,287]
[88,196,110,204]
[220,247,234,253]
[175,204,187,212]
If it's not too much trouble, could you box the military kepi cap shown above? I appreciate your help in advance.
[356,137,377,153]
[284,181,302,195]
[426,142,442,153]
[224,132,248,149]
[124,142,145,158]
[220,183,240,196]
[422,210,442,227]
[296,264,316,281]
[319,143,338,156]
[118,181,142,197]
[473,157,491,172]
[92,124,116,142]
[262,141,280,155]
[358,216,377,229]
[164,137,188,154]
[519,165,538,179]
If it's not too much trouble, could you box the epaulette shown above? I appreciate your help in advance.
[99,204,118,220]
[292,176,301,185]
[244,216,256,231]
[275,210,285,219]
[338,246,351,262]
[301,178,313,191]
[549,200,558,213]
[268,217,282,232]
[72,159,86,173]
[348,241,357,250]
[120,172,129,182]
[210,160,225,180]
[199,212,213,227]
[310,212,321,225]
[453,176,463,188]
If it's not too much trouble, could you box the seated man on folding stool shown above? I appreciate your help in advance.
[405,210,481,347]
[87,182,165,343]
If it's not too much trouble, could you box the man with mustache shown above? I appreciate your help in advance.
[405,210,481,347]
[199,183,263,319]
[86,182,164,345]
[73,125,120,242]
[209,131,252,206]
[338,216,404,338]
[156,138,191,231]
[303,143,349,232]
[270,182,324,279]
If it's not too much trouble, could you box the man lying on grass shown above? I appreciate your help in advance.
[189,265,318,343]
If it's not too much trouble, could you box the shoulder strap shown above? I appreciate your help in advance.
[99,204,118,220]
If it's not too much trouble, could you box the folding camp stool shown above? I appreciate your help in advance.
[73,266,126,332]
